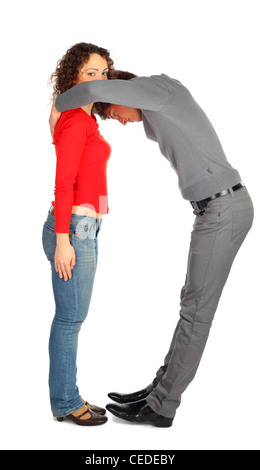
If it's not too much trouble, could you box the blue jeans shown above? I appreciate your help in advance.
[42,209,102,418]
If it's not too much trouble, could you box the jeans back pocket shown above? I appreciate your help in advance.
[42,223,56,261]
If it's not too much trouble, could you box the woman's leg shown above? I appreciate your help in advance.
[43,213,100,418]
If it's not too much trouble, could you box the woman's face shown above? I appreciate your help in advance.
[76,53,109,83]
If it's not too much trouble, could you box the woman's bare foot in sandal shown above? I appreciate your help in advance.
[81,397,106,415]
[73,404,91,420]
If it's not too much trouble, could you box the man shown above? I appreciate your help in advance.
[50,71,254,427]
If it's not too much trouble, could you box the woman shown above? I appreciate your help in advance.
[42,43,113,425]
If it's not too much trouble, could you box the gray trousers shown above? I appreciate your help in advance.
[146,187,254,418]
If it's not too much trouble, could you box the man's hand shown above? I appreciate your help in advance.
[49,100,61,138]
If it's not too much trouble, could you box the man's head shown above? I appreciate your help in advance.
[105,104,142,125]
[94,70,142,124]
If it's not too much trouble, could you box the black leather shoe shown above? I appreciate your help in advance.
[106,399,173,427]
[107,387,152,404]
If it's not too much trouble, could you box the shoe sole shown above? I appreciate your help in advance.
[57,415,108,426]
[108,410,172,428]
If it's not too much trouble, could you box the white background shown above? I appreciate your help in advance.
[1,0,259,451]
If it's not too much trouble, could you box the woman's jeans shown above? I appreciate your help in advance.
[42,209,102,418]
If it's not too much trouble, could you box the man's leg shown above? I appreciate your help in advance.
[147,188,253,419]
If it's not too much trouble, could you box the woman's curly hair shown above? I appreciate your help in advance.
[49,42,114,100]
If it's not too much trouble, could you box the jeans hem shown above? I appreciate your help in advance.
[52,400,85,418]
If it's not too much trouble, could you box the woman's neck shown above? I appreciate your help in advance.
[81,104,93,116]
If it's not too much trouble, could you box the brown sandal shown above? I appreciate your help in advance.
[57,408,107,426]
[84,401,106,415]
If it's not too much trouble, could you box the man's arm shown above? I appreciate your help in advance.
[55,76,170,113]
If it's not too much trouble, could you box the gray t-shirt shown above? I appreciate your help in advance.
[55,74,241,201]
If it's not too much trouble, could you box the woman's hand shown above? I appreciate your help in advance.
[54,234,76,281]
[49,100,61,138]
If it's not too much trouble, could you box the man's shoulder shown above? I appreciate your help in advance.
[134,74,184,90]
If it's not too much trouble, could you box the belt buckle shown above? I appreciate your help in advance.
[191,200,207,216]
[191,201,199,211]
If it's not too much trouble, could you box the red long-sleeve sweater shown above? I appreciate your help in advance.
[51,108,111,233]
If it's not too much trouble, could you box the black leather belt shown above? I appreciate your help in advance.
[190,183,244,214]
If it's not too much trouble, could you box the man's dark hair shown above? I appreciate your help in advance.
[93,70,137,119]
